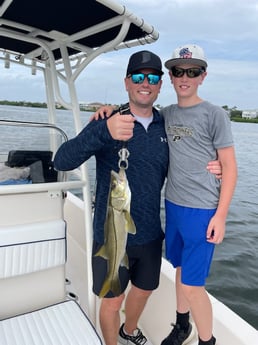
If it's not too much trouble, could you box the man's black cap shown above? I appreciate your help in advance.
[126,50,164,76]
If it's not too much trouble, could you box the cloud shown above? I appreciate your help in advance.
[0,0,257,110]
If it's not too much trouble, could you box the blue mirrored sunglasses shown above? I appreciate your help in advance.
[128,73,161,85]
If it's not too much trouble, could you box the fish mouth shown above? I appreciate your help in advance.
[111,169,126,181]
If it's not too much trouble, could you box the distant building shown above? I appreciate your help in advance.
[79,102,104,111]
[242,110,258,119]
[78,102,88,110]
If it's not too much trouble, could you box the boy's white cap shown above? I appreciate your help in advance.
[165,44,207,70]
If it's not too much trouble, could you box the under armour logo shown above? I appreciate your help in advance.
[160,137,167,142]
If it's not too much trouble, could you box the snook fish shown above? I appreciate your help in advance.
[95,168,136,298]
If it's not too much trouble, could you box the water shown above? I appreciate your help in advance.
[0,106,257,329]
[206,121,258,329]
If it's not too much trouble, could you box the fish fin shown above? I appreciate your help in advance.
[124,211,136,234]
[95,209,114,260]
[94,245,108,260]
[121,253,129,269]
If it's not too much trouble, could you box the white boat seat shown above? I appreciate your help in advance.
[0,300,102,345]
[0,219,67,319]
[0,219,66,279]
[0,216,102,344]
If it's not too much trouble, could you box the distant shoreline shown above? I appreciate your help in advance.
[0,100,99,113]
[0,100,257,124]
[231,117,258,124]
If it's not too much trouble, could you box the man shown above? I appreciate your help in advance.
[54,50,168,345]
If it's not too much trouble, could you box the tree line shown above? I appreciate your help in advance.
[0,100,257,123]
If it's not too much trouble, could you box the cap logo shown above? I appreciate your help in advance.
[179,47,192,59]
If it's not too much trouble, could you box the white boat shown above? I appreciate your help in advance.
[0,0,257,344]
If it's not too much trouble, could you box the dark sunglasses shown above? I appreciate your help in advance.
[171,66,205,78]
[128,73,161,85]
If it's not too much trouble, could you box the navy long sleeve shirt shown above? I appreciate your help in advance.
[54,107,168,246]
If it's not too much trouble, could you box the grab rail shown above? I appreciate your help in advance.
[0,119,68,142]
[0,180,85,195]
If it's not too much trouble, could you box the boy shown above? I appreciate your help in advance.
[161,44,237,345]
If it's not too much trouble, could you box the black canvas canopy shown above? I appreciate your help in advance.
[0,0,159,61]
[0,0,159,121]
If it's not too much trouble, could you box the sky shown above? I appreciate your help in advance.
[1,0,258,110]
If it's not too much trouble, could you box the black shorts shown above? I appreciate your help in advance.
[92,238,163,298]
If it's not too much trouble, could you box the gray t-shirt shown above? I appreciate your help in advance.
[161,101,234,209]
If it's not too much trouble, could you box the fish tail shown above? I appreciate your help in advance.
[99,279,111,298]
[99,276,122,298]
[111,276,122,296]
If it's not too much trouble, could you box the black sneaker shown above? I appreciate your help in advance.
[198,335,216,345]
[161,323,195,345]
[211,336,216,345]
[118,323,153,345]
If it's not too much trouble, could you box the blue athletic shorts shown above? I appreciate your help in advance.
[165,200,216,286]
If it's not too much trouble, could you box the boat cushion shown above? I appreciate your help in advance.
[0,300,102,345]
[5,150,53,168]
[4,150,57,183]
[0,219,66,279]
